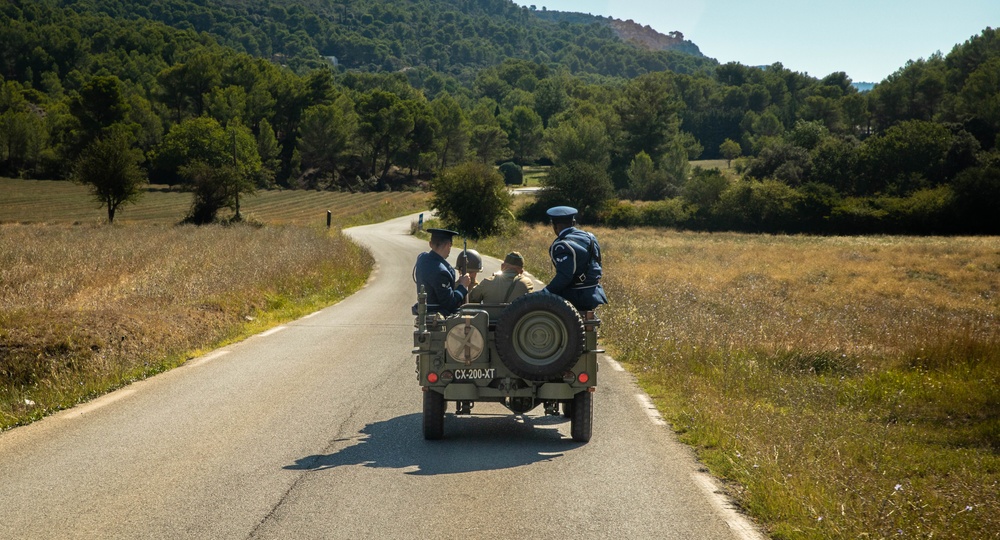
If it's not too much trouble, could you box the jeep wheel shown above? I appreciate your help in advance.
[562,400,573,418]
[495,293,584,379]
[423,390,445,440]
[570,391,593,442]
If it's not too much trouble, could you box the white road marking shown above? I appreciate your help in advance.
[187,349,231,367]
[635,394,668,426]
[61,388,137,419]
[605,357,626,371]
[692,472,768,540]
[301,311,322,320]
[258,326,287,337]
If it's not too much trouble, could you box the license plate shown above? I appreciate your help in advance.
[453,368,496,380]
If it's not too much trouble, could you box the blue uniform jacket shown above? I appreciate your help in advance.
[414,251,467,316]
[543,227,608,311]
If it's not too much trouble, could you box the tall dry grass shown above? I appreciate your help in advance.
[600,230,1000,539]
[0,223,372,429]
[480,224,999,538]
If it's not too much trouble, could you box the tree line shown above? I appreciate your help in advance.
[0,0,997,233]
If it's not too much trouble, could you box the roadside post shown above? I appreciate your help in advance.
[327,210,332,229]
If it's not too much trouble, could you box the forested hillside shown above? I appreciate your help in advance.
[0,0,997,233]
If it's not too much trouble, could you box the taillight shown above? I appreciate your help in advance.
[427,372,439,384]
[578,372,590,384]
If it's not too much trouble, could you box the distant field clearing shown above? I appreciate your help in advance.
[0,178,429,227]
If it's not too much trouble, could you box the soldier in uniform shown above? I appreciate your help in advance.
[413,228,470,316]
[456,249,484,290]
[467,251,534,304]
[542,206,608,311]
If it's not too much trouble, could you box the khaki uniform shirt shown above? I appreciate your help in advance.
[468,270,534,304]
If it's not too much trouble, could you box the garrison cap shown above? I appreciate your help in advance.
[426,228,460,242]
[503,251,525,267]
[546,206,578,221]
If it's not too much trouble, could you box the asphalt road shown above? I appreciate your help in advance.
[0,213,763,539]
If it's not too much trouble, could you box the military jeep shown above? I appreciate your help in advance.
[413,290,601,442]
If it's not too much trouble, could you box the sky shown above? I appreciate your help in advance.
[519,1,999,83]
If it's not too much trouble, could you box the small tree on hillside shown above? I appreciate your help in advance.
[431,162,512,238]
[73,129,146,224]
[180,161,238,224]
[469,124,512,164]
[720,138,742,168]
[178,123,260,224]
[538,161,614,221]
[626,151,669,200]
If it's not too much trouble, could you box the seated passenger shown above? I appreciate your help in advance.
[467,251,534,304]
[456,249,484,290]
[413,228,470,316]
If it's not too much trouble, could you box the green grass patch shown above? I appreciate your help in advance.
[690,159,732,170]
[520,165,549,187]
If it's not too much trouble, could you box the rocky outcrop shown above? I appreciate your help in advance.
[608,18,702,56]
[531,9,703,56]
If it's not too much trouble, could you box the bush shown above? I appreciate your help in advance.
[713,179,805,232]
[878,186,955,234]
[498,161,523,185]
[430,162,513,238]
[603,201,642,227]
[829,198,890,234]
[601,199,692,229]
[640,198,691,227]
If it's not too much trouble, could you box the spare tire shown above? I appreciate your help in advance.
[495,293,584,379]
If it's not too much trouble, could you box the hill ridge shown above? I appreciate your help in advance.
[529,8,703,56]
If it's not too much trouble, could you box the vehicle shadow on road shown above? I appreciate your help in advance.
[284,412,585,476]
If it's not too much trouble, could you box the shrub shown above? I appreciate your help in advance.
[430,162,512,238]
[641,198,691,227]
[713,179,805,232]
[829,198,890,234]
[603,201,642,227]
[498,161,523,185]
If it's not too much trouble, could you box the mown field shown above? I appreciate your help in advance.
[475,225,1000,539]
[0,178,429,228]
[0,178,429,429]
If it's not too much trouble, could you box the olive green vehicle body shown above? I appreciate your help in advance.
[412,290,601,441]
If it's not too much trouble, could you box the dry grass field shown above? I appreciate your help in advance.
[0,223,373,429]
[0,178,430,429]
[477,224,1000,539]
